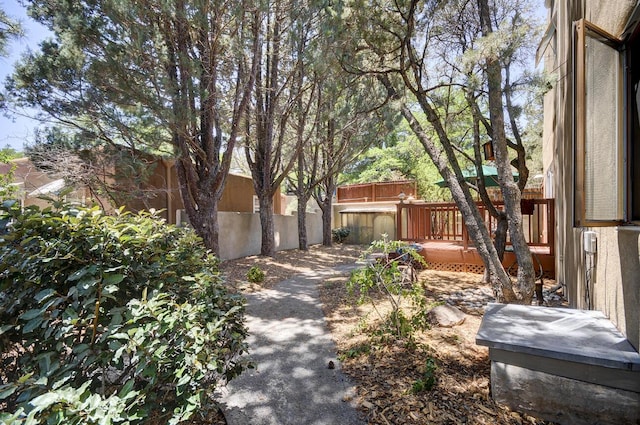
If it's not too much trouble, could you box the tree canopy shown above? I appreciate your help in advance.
[5,0,545,283]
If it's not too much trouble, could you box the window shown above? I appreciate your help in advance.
[574,19,640,226]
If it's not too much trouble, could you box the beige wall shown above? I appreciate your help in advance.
[218,211,323,260]
[546,0,640,350]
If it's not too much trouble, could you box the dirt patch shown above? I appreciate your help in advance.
[318,266,563,425]
[219,244,364,291]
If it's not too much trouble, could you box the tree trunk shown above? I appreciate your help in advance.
[174,158,221,254]
[258,193,276,257]
[297,194,309,251]
[320,196,333,246]
[483,213,508,283]
[493,213,508,261]
[478,0,535,303]
[398,102,518,302]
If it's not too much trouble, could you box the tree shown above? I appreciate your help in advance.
[289,58,391,249]
[311,79,391,246]
[244,0,311,256]
[0,7,22,112]
[340,0,543,303]
[7,0,261,255]
[0,7,22,58]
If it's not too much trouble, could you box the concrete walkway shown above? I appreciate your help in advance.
[217,263,365,425]
[219,265,365,425]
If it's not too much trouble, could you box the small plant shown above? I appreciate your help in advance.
[347,234,427,343]
[411,357,438,393]
[338,343,371,360]
[247,265,266,283]
[331,227,350,243]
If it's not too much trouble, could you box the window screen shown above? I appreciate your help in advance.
[575,20,624,225]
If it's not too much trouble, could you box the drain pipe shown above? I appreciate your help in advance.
[583,230,597,310]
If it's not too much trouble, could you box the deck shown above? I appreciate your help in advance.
[397,199,555,278]
[417,241,555,278]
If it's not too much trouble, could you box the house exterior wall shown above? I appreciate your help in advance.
[545,0,640,350]
[123,158,285,224]
[0,158,95,209]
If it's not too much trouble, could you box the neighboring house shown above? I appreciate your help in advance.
[541,0,640,351]
[2,156,316,260]
[121,157,287,225]
[474,1,640,423]
[1,156,286,223]
[0,158,91,208]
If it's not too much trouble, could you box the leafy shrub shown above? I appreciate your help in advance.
[331,227,350,243]
[246,266,265,283]
[0,201,248,424]
[347,234,428,343]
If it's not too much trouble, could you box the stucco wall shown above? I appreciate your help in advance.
[218,211,323,260]
[546,0,640,350]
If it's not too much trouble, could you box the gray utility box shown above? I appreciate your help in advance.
[476,303,640,425]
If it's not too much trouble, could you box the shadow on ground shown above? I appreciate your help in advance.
[217,265,365,425]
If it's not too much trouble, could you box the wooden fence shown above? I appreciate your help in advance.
[336,180,417,203]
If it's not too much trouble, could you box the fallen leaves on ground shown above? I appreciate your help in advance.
[319,268,560,425]
[221,244,561,425]
[219,244,364,291]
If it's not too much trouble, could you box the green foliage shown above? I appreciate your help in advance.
[0,146,22,161]
[411,357,437,393]
[0,202,248,424]
[0,146,23,202]
[0,8,22,58]
[339,123,452,202]
[331,227,350,243]
[338,343,371,360]
[347,235,428,343]
[246,266,265,283]
[0,162,18,202]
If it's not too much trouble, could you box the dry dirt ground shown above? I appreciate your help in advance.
[219,244,562,425]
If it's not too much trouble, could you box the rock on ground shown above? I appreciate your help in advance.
[428,304,467,327]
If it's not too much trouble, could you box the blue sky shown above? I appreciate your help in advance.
[0,0,51,151]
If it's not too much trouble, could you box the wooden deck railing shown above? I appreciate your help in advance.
[396,199,555,254]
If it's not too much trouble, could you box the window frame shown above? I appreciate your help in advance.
[574,19,625,227]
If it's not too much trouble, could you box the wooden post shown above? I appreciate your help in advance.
[396,202,403,240]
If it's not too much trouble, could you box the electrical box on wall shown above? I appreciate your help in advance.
[583,231,597,254]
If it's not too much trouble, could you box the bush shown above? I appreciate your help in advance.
[347,234,428,343]
[331,227,350,243]
[0,201,248,424]
[246,266,265,283]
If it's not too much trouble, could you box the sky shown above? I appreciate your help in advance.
[0,0,51,152]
